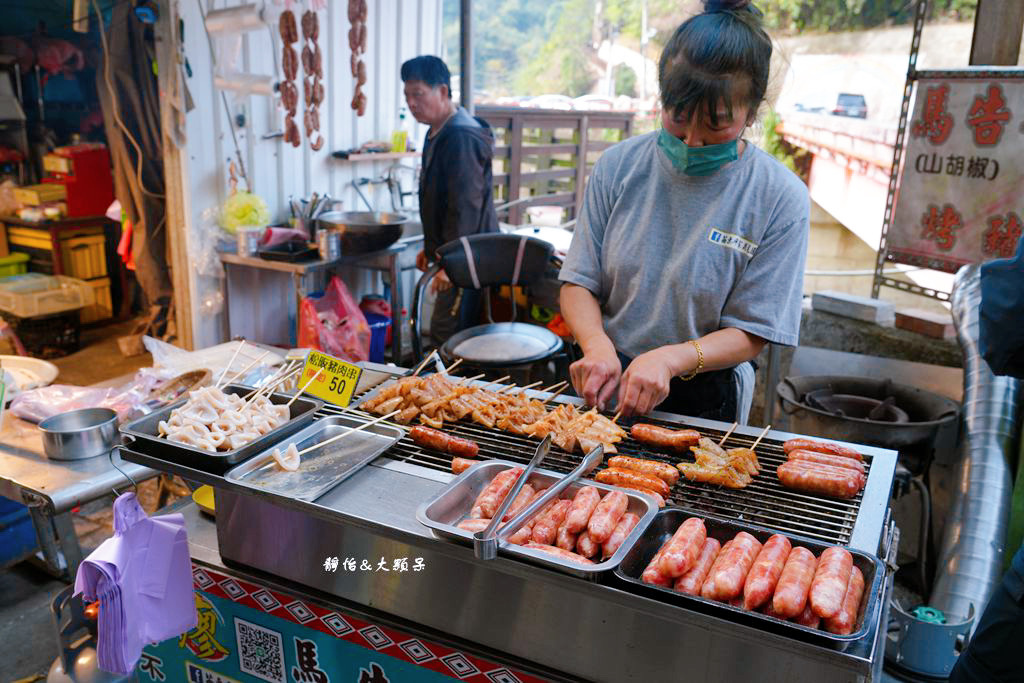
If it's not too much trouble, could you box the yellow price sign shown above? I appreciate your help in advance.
[298,350,363,407]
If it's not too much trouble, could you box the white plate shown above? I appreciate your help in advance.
[0,355,59,404]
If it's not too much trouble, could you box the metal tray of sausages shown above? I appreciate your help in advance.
[416,459,659,580]
[223,415,404,502]
[119,384,323,474]
[613,508,884,643]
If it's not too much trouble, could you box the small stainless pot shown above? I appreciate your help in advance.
[38,408,120,461]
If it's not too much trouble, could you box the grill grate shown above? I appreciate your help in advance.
[325,380,869,545]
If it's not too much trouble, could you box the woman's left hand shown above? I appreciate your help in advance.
[618,348,676,417]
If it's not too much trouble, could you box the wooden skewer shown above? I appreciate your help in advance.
[457,373,486,385]
[479,375,511,391]
[245,366,301,402]
[514,380,544,395]
[538,380,567,394]
[411,351,438,377]
[612,409,622,424]
[750,424,772,451]
[297,409,403,456]
[222,350,271,388]
[718,422,738,446]
[287,368,323,407]
[542,383,569,404]
[497,383,519,394]
[215,340,246,388]
[442,358,464,374]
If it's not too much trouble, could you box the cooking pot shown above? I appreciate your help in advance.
[38,407,120,461]
[315,211,409,254]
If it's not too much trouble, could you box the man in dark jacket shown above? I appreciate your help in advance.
[401,55,499,344]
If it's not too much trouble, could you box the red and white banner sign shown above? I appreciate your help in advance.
[888,76,1024,272]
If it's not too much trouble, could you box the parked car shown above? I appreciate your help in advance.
[833,93,867,119]
[572,94,615,111]
[525,94,574,110]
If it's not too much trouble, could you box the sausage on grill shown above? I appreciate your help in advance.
[787,449,865,476]
[783,438,862,461]
[409,425,479,458]
[631,423,700,452]
[595,467,670,497]
[607,455,680,485]
[776,461,863,499]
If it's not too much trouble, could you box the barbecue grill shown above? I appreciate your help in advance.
[123,366,899,682]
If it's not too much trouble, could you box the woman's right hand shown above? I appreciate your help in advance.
[569,342,621,411]
[416,249,429,272]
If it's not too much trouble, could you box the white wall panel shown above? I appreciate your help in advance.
[172,0,442,349]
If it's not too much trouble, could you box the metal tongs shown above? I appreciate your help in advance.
[472,439,605,560]
[473,435,552,560]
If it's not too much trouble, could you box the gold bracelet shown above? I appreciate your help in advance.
[678,340,704,381]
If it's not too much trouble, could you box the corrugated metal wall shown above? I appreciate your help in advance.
[172,0,443,349]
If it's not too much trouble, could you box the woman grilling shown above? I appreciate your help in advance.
[559,0,809,423]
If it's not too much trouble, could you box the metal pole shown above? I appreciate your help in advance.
[460,0,473,115]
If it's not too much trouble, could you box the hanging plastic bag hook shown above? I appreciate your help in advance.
[109,445,139,496]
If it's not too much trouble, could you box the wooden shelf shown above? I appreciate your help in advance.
[335,151,421,162]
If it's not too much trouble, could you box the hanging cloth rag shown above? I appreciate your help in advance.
[74,493,197,674]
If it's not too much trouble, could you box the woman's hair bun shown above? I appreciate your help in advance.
[704,0,756,13]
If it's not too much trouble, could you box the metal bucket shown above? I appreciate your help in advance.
[39,407,119,461]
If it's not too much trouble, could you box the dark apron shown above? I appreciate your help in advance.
[949,543,1024,683]
[616,352,740,422]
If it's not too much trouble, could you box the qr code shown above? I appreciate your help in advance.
[235,617,285,683]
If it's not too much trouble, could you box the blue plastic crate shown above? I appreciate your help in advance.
[0,497,37,567]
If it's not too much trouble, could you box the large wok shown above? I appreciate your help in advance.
[316,211,409,255]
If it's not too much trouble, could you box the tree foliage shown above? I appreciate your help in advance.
[442,0,976,98]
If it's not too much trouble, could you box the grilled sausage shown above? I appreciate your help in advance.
[701,532,762,601]
[788,449,865,476]
[631,423,700,452]
[601,512,640,558]
[523,542,594,565]
[810,546,854,619]
[673,537,721,596]
[531,499,571,546]
[824,566,865,635]
[659,517,707,578]
[469,467,522,519]
[456,518,490,532]
[742,534,793,610]
[595,467,670,497]
[451,457,477,474]
[576,531,600,558]
[641,542,673,587]
[777,461,863,499]
[587,491,628,543]
[564,486,601,533]
[608,455,680,485]
[608,483,666,507]
[772,546,817,618]
[410,425,480,458]
[783,438,862,461]
[502,483,536,521]
[555,522,579,551]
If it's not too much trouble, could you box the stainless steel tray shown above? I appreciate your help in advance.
[223,415,404,501]
[613,508,884,643]
[119,383,323,474]
[416,459,658,579]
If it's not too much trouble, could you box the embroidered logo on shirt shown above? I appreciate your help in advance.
[708,229,758,257]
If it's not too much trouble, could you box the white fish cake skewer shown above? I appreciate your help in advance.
[272,443,301,471]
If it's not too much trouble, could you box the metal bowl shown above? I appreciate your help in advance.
[39,407,119,461]
[316,211,409,254]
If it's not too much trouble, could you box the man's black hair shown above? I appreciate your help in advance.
[401,56,452,97]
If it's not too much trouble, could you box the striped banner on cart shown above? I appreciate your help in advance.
[137,563,551,683]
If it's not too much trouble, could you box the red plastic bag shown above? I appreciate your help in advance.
[297,276,371,362]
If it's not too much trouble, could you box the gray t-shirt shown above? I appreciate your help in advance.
[559,131,809,358]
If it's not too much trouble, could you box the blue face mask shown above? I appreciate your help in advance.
[657,128,739,176]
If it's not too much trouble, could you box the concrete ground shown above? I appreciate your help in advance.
[0,317,188,682]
